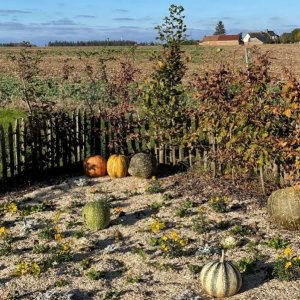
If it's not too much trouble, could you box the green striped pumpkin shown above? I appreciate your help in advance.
[82,200,110,230]
[200,250,242,298]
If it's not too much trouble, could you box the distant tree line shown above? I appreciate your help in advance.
[0,42,36,47]
[280,29,300,43]
[181,39,199,45]
[47,40,137,47]
[47,39,198,47]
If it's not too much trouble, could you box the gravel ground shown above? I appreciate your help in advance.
[0,173,299,300]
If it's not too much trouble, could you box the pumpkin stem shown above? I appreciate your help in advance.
[220,249,225,263]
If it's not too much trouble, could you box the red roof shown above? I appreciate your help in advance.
[202,34,241,42]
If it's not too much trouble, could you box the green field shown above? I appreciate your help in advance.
[0,108,26,129]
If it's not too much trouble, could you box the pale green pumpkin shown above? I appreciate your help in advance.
[82,200,110,230]
[200,250,242,298]
[268,185,300,230]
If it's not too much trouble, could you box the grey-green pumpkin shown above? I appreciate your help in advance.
[200,250,242,298]
[128,153,156,179]
[82,200,110,230]
[268,185,300,230]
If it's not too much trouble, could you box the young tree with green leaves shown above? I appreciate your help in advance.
[142,4,188,148]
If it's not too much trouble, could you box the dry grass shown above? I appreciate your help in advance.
[0,44,300,82]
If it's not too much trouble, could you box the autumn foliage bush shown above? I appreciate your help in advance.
[190,47,299,188]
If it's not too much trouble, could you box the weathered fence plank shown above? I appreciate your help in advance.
[83,110,87,159]
[49,119,55,169]
[55,118,60,168]
[29,119,38,173]
[23,122,28,173]
[37,122,43,172]
[8,123,14,177]
[77,111,83,162]
[15,120,21,174]
[0,124,7,180]
[0,110,296,188]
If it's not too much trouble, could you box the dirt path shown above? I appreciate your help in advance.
[0,173,299,300]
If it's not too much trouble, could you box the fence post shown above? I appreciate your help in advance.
[55,118,60,168]
[77,111,83,162]
[8,123,14,177]
[172,146,176,166]
[159,145,165,164]
[259,165,266,195]
[15,120,22,175]
[0,124,7,180]
[245,48,253,68]
[83,110,88,158]
[273,162,281,187]
[37,122,43,172]
[73,110,79,163]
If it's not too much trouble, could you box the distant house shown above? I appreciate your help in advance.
[243,30,279,44]
[265,30,279,42]
[200,34,243,45]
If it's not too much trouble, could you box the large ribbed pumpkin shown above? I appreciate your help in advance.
[83,155,107,177]
[107,154,129,178]
[268,185,300,230]
[200,250,242,298]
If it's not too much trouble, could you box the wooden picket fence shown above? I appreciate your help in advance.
[0,109,294,190]
[0,111,211,184]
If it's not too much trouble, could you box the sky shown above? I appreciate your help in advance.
[0,0,299,45]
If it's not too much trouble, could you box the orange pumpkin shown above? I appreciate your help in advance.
[107,154,129,178]
[83,155,107,177]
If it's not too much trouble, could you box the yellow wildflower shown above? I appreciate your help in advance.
[162,235,168,241]
[293,255,300,261]
[7,203,18,213]
[151,176,156,181]
[161,244,169,252]
[19,260,29,275]
[285,261,292,269]
[53,211,61,224]
[151,220,165,233]
[31,262,41,275]
[151,223,159,233]
[0,226,6,235]
[53,225,59,232]
[55,233,63,241]
[179,239,187,247]
[62,243,70,252]
[170,230,179,241]
[284,247,293,257]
